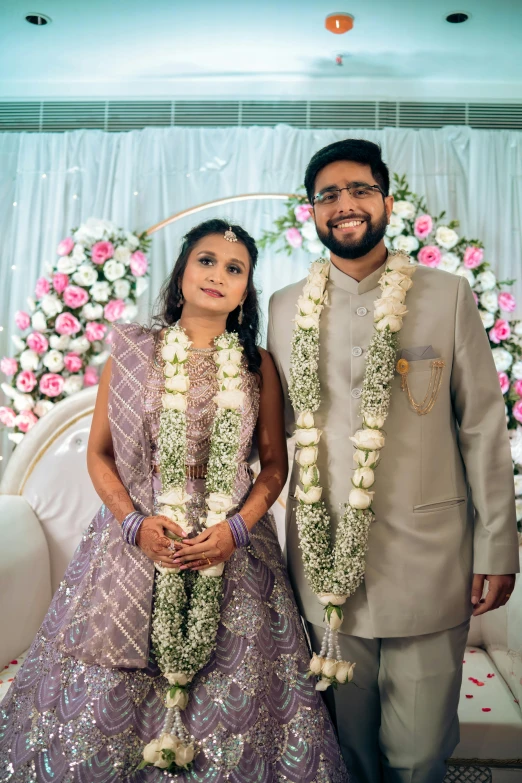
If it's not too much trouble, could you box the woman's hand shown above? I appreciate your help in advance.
[171,522,236,571]
[136,515,188,568]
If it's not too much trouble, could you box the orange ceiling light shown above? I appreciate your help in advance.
[325,12,354,34]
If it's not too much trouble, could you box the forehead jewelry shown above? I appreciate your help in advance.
[224,227,238,242]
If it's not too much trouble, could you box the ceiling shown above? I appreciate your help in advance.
[1,0,522,102]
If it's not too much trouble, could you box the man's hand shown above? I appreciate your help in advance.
[471,574,515,616]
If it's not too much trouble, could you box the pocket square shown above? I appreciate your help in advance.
[400,345,437,361]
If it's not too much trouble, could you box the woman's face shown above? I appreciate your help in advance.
[180,234,251,319]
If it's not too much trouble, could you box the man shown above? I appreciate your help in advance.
[267,139,519,783]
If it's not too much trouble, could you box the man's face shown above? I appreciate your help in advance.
[311,160,394,260]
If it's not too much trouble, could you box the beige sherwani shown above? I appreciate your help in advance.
[268,260,519,782]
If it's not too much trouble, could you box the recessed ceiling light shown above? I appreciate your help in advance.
[446,12,469,23]
[25,13,51,26]
[325,13,354,35]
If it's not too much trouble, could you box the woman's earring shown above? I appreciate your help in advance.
[238,302,244,325]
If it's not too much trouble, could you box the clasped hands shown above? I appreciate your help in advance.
[471,573,515,616]
[136,515,236,571]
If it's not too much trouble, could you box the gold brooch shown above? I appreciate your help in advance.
[396,358,445,416]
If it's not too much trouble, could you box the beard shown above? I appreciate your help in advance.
[316,209,388,260]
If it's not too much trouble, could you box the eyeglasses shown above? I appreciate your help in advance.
[312,183,384,206]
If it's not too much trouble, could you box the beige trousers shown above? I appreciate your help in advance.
[308,620,470,783]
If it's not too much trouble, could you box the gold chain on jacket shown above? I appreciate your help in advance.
[396,358,445,416]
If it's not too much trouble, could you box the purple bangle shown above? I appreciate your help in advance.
[122,511,146,546]
[227,513,250,548]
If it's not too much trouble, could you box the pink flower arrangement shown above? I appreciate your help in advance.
[27,332,49,354]
[294,204,312,223]
[0,406,16,427]
[414,214,433,239]
[91,241,114,265]
[0,357,18,376]
[57,237,74,256]
[104,299,125,322]
[64,353,83,373]
[53,273,69,293]
[130,251,148,277]
[417,245,441,267]
[514,379,522,397]
[85,322,107,342]
[15,410,38,432]
[498,292,516,313]
[16,370,37,393]
[84,366,99,387]
[285,227,303,249]
[498,372,510,395]
[463,246,484,269]
[35,277,51,299]
[489,319,511,344]
[513,400,522,424]
[14,311,31,330]
[63,285,89,309]
[55,312,81,336]
[39,373,65,397]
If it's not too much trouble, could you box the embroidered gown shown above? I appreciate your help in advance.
[0,326,348,783]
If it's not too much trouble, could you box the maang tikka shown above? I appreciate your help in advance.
[224,227,238,243]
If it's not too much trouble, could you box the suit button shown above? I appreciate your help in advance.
[356,306,368,317]
[352,346,363,357]
[351,388,362,399]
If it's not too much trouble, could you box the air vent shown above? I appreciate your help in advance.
[1,100,521,132]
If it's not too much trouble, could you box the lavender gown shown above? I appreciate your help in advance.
[0,327,348,783]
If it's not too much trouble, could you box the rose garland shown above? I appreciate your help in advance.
[140,325,245,773]
[290,251,416,690]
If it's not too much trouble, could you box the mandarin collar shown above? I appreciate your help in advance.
[328,258,386,295]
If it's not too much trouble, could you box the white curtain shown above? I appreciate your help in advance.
[1,125,522,464]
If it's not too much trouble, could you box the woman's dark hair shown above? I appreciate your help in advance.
[304,138,390,203]
[154,218,262,376]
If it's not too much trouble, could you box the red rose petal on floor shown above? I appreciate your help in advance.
[482,708,491,712]
[477,681,485,686]
[469,649,476,653]
[466,695,473,699]
[10,660,17,665]
[468,677,478,683]
[7,678,13,682]
[487,673,495,678]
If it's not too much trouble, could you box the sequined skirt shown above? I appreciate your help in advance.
[0,496,348,782]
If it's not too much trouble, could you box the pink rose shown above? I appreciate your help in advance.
[64,352,83,373]
[0,406,16,427]
[285,227,303,248]
[14,310,31,330]
[27,331,49,354]
[85,321,107,342]
[39,373,65,397]
[417,245,441,267]
[84,366,99,387]
[104,299,125,323]
[105,329,115,345]
[463,246,484,269]
[498,292,516,313]
[130,250,148,277]
[1,357,18,376]
[63,285,89,309]
[57,237,74,256]
[489,318,511,345]
[53,273,69,293]
[498,372,510,395]
[514,379,522,397]
[55,312,81,336]
[15,410,38,433]
[414,215,433,240]
[16,370,37,393]
[91,241,114,265]
[35,277,51,299]
[473,292,479,305]
[514,400,522,424]
[294,204,312,223]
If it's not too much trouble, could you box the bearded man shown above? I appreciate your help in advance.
[267,138,519,783]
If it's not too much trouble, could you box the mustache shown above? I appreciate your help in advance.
[327,215,369,228]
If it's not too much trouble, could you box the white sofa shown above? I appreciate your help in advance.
[0,388,521,781]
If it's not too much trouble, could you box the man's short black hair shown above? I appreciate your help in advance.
[304,138,390,203]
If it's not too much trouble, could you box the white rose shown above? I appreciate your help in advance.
[43,349,64,373]
[305,239,325,254]
[295,313,320,330]
[480,291,498,313]
[63,375,83,395]
[166,329,191,347]
[510,428,522,465]
[214,348,242,365]
[103,260,125,282]
[479,311,495,329]
[321,658,338,678]
[214,389,245,410]
[491,348,513,373]
[159,734,180,752]
[13,394,35,412]
[295,427,321,447]
[123,304,138,321]
[69,336,90,354]
[350,429,385,450]
[41,294,63,317]
[516,499,522,522]
[113,279,131,299]
[221,376,242,391]
[301,221,319,241]
[386,214,405,238]
[349,488,374,509]
[125,232,140,250]
[381,271,413,291]
[200,562,225,577]
[165,672,191,686]
[336,662,355,684]
[136,277,148,297]
[175,744,195,767]
[57,256,78,274]
[511,361,522,380]
[162,344,188,363]
[207,492,235,513]
[162,392,188,412]
[300,465,320,486]
[216,361,240,379]
[297,410,315,429]
[49,334,70,350]
[8,432,24,445]
[309,654,325,675]
[81,303,103,321]
[165,689,189,710]
[142,740,161,765]
[205,511,227,527]
[455,266,476,286]
[295,447,318,467]
[317,594,347,606]
[476,271,497,292]
[353,449,380,467]
[11,335,26,352]
[327,610,343,631]
[514,475,522,496]
[163,362,178,378]
[379,285,406,303]
[90,281,111,302]
[296,296,318,316]
[27,296,36,312]
[375,315,403,333]
[439,253,460,273]
[154,756,170,769]
[165,375,190,393]
[31,311,47,332]
[315,677,331,691]
[34,400,54,417]
[72,243,87,262]
[387,253,415,275]
[309,261,329,277]
[159,506,187,526]
[514,322,522,338]
[374,299,408,319]
[72,264,98,287]
[392,235,419,254]
[1,382,16,400]
[435,226,459,250]
[295,485,322,504]
[353,467,375,489]
[20,349,39,371]
[393,200,416,219]
[114,245,132,263]
[364,414,385,429]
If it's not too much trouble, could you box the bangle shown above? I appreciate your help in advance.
[227,513,250,548]
[122,511,146,546]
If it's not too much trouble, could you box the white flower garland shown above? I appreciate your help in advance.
[140,324,245,774]
[290,252,415,690]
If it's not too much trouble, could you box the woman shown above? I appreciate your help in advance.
[0,219,348,782]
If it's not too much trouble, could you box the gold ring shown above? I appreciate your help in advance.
[206,557,212,566]
[203,551,207,558]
